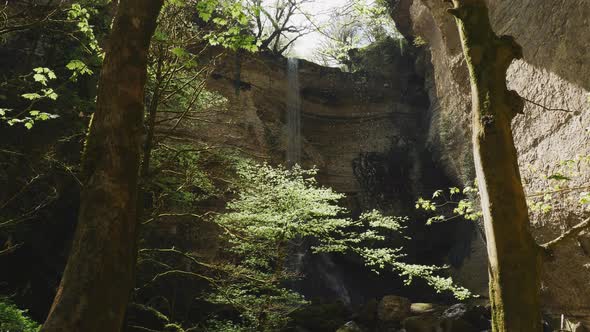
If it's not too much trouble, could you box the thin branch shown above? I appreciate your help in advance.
[541,216,590,250]
[0,243,22,256]
[140,247,215,269]
[522,96,580,115]
[0,174,40,210]
[147,269,216,285]
[142,211,215,225]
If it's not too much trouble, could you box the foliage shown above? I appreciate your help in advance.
[417,150,590,229]
[67,3,103,56]
[204,162,471,330]
[193,0,261,52]
[413,36,427,47]
[522,153,590,219]
[0,1,103,129]
[149,146,221,205]
[0,299,40,332]
[312,0,403,68]
[415,183,482,225]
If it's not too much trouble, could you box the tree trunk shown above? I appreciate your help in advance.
[446,1,542,331]
[141,58,163,179]
[41,1,163,331]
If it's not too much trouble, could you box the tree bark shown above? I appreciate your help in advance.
[446,1,542,331]
[41,1,163,331]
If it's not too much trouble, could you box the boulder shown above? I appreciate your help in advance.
[410,303,436,315]
[377,295,412,322]
[336,321,364,332]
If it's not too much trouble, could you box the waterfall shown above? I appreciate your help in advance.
[286,58,301,167]
[285,58,352,306]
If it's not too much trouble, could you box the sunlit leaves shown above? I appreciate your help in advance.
[31,67,57,86]
[67,3,102,55]
[416,183,482,224]
[1,68,61,129]
[415,197,436,211]
[66,60,93,81]
[580,192,590,206]
[197,0,260,52]
[215,162,472,308]
[196,0,217,22]
[5,111,59,130]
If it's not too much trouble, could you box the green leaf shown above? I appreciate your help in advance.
[47,70,57,80]
[580,192,590,205]
[42,88,58,100]
[29,110,40,116]
[21,93,42,100]
[171,47,188,58]
[66,60,93,76]
[212,17,228,26]
[33,73,47,85]
[24,122,33,130]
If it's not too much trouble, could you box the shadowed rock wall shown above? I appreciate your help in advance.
[390,0,590,324]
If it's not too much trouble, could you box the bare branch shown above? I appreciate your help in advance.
[522,96,580,115]
[541,216,590,251]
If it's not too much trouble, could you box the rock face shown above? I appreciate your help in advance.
[390,0,590,324]
[206,45,476,305]
[208,48,428,196]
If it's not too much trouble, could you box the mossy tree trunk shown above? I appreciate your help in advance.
[41,1,163,331]
[446,1,542,331]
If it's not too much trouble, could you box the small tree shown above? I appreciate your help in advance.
[312,0,402,68]
[204,162,471,330]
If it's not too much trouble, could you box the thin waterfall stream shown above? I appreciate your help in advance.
[286,58,301,167]
[285,57,352,306]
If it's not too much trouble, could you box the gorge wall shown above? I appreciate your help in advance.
[204,44,481,305]
[390,0,590,324]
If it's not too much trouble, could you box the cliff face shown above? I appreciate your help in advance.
[207,48,430,200]
[390,0,590,322]
[205,45,480,304]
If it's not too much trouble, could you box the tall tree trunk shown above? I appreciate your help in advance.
[446,1,542,331]
[41,1,163,331]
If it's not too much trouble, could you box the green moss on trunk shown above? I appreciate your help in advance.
[447,1,542,331]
